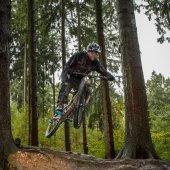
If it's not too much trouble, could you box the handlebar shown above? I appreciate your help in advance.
[71,72,108,80]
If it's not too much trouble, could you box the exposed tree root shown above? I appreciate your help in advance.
[116,144,160,159]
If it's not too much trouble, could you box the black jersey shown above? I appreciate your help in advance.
[61,51,114,82]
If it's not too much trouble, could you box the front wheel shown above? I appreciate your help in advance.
[45,118,63,138]
[45,94,78,138]
[74,80,87,129]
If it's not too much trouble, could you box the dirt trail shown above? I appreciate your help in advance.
[8,148,170,170]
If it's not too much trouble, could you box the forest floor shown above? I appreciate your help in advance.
[8,147,170,170]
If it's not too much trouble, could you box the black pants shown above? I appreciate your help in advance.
[57,77,81,105]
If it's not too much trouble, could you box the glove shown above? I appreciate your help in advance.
[107,75,115,81]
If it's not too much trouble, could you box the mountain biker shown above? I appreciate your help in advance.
[54,42,115,119]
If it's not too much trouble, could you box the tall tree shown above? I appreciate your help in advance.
[76,0,81,51]
[116,0,159,159]
[27,0,38,146]
[76,0,88,154]
[95,0,115,159]
[23,42,28,108]
[52,40,56,115]
[0,0,17,167]
[62,0,71,151]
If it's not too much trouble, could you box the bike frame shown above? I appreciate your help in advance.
[63,73,107,117]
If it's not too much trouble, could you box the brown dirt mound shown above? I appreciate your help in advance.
[8,148,170,170]
[8,151,69,170]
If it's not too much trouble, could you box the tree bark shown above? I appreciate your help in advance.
[42,63,45,118]
[23,42,28,108]
[82,114,88,154]
[52,42,56,115]
[61,0,71,151]
[76,0,81,52]
[95,0,115,159]
[27,0,38,146]
[116,0,159,159]
[0,0,17,168]
[76,0,88,154]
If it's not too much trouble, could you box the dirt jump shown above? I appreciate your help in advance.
[7,147,170,170]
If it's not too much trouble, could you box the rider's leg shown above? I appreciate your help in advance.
[55,77,81,117]
[55,82,73,116]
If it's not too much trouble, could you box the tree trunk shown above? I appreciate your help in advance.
[61,0,71,151]
[76,0,88,154]
[116,0,159,159]
[23,42,28,141]
[52,69,55,114]
[0,0,17,168]
[95,0,115,159]
[76,0,81,52]
[52,42,56,115]
[42,63,45,118]
[23,42,28,108]
[82,114,88,154]
[27,0,38,146]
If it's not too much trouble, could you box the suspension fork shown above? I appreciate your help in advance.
[85,85,92,107]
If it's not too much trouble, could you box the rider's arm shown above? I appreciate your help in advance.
[93,60,115,81]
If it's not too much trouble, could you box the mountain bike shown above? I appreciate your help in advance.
[45,72,108,138]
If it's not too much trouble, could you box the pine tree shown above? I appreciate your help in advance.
[0,0,17,167]
[62,0,71,151]
[27,0,38,146]
[116,0,159,159]
[95,0,115,159]
[76,0,88,154]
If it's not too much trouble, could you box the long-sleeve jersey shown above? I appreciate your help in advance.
[61,51,114,82]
